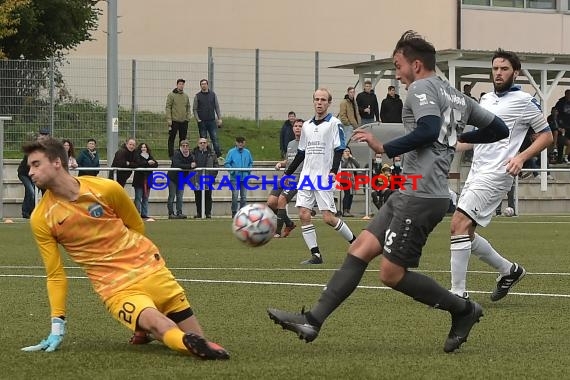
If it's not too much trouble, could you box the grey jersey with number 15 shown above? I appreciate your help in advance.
[399,76,495,198]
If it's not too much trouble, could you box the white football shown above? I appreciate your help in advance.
[504,207,515,217]
[232,203,277,247]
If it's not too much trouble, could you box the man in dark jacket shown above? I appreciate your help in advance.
[109,138,138,187]
[356,80,379,125]
[77,139,100,176]
[279,111,296,158]
[168,140,196,219]
[380,86,403,123]
[193,79,222,157]
[192,137,219,218]
[555,89,570,163]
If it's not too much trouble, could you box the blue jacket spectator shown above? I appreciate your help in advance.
[224,136,254,216]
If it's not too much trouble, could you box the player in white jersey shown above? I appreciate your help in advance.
[450,49,553,301]
[283,88,356,264]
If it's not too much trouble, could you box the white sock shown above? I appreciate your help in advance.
[301,224,318,251]
[472,233,512,275]
[334,219,355,242]
[450,235,471,295]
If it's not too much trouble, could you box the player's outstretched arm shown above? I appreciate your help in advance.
[21,317,66,353]
[459,115,509,144]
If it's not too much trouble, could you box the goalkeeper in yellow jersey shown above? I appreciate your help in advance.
[20,137,229,360]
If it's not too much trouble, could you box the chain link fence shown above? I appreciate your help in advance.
[0,48,377,159]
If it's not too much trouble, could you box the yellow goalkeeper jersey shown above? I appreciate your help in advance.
[30,176,165,317]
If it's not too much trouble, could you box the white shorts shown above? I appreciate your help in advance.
[456,181,505,227]
[295,189,337,213]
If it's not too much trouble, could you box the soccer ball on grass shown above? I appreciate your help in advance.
[232,203,277,247]
[503,207,515,217]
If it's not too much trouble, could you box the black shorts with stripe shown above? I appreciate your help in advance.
[365,192,448,268]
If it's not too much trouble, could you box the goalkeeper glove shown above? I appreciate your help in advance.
[21,317,66,352]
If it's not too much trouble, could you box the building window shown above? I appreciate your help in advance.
[527,0,556,8]
[463,0,491,4]
[492,0,524,7]
[462,0,556,8]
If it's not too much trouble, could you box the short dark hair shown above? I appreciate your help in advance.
[392,30,436,71]
[236,136,246,143]
[347,86,355,92]
[364,80,372,85]
[294,118,304,124]
[200,79,208,85]
[176,78,185,84]
[288,111,296,116]
[388,85,395,91]
[87,138,96,144]
[492,48,521,71]
[23,137,68,171]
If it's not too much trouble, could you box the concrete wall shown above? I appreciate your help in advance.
[72,0,458,59]
[462,7,570,53]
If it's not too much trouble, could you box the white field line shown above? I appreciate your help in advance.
[1,271,569,298]
[1,265,570,276]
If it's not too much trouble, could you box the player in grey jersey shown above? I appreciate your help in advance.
[267,119,303,237]
[267,30,509,353]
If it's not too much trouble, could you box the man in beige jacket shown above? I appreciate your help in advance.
[338,86,361,142]
[165,79,192,158]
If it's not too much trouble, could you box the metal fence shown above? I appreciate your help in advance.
[0,48,377,159]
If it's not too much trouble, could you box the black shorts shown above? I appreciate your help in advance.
[269,187,298,203]
[365,192,448,268]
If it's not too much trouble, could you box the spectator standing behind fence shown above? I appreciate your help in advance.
[463,84,478,102]
[133,143,158,221]
[165,79,192,158]
[380,86,403,123]
[279,111,296,159]
[62,139,78,171]
[168,140,195,219]
[109,138,138,187]
[338,87,361,142]
[356,79,379,125]
[193,79,222,158]
[225,136,253,218]
[192,137,218,219]
[18,128,50,218]
[340,147,360,217]
[555,89,570,163]
[77,139,100,177]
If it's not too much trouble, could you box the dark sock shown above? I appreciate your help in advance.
[307,254,368,326]
[282,210,293,227]
[393,271,468,315]
[276,208,292,231]
[310,247,320,255]
[275,209,285,234]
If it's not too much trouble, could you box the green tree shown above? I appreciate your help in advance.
[0,0,30,59]
[0,0,102,119]
[0,0,101,60]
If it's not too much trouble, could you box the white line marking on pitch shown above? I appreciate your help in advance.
[1,273,569,298]
[1,265,570,276]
